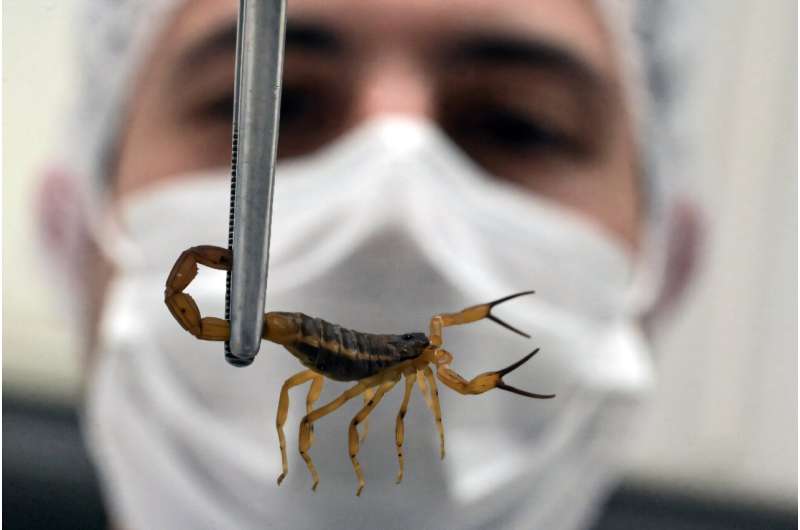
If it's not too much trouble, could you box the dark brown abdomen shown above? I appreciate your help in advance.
[279,313,420,381]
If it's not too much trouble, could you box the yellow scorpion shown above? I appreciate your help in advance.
[165,245,554,495]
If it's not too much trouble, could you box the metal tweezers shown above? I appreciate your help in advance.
[225,0,287,366]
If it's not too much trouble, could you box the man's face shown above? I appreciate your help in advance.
[114,0,640,247]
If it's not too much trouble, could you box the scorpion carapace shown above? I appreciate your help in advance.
[165,245,555,496]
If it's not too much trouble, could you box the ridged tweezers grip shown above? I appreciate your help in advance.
[224,126,239,363]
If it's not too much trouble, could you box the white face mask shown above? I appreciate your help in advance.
[86,117,654,530]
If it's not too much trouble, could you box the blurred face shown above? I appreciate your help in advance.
[113,0,640,248]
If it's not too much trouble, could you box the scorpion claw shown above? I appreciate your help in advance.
[494,349,555,399]
[311,480,319,492]
[496,348,538,376]
[496,382,555,399]
[485,291,534,338]
[277,473,286,486]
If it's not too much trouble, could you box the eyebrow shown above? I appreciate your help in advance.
[446,33,609,94]
[175,19,343,81]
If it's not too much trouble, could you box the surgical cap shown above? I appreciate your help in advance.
[67,0,183,196]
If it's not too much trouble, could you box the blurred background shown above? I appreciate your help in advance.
[3,0,797,529]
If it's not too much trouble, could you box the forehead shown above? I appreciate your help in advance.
[174,0,617,74]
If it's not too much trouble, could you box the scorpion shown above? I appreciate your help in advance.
[165,245,555,495]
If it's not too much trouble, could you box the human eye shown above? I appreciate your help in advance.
[191,92,234,124]
[445,102,588,159]
[434,50,610,184]
[273,51,353,159]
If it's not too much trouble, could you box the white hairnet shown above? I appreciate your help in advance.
[65,0,184,202]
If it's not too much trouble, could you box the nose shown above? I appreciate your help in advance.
[352,54,434,122]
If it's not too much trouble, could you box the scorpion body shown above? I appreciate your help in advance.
[165,245,554,495]
[267,312,429,381]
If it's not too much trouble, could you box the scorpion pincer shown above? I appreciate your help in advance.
[165,245,555,496]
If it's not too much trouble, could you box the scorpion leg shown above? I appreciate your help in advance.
[422,366,446,459]
[436,348,555,399]
[416,369,434,410]
[276,370,319,486]
[428,291,534,346]
[416,369,445,457]
[394,372,416,484]
[306,375,325,448]
[349,378,398,496]
[358,387,376,444]
[299,381,371,491]
[164,245,232,341]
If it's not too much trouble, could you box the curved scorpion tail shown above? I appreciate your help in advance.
[164,245,231,341]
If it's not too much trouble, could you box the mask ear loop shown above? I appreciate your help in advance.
[79,177,148,272]
[625,216,670,317]
[624,124,676,319]
[77,165,236,272]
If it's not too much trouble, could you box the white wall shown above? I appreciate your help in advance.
[626,0,797,509]
[2,0,796,509]
[3,0,81,399]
